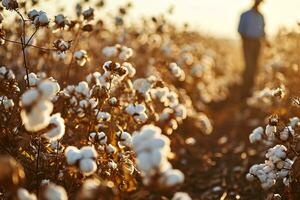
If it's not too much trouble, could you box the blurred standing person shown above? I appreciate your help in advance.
[238,0,267,99]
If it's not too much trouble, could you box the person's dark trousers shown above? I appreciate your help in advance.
[241,37,261,99]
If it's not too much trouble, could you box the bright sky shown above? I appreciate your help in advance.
[108,0,300,39]
[44,0,300,39]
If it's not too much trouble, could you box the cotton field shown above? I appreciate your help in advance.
[0,0,300,199]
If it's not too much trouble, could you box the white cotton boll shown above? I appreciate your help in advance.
[86,72,101,84]
[65,146,82,165]
[169,63,185,81]
[132,125,161,147]
[172,192,192,200]
[38,80,60,99]
[79,99,89,108]
[79,158,97,176]
[133,78,152,95]
[102,46,118,57]
[265,125,276,141]
[21,88,39,106]
[44,183,67,200]
[75,81,90,97]
[277,169,289,178]
[119,46,133,61]
[279,128,290,141]
[167,92,179,107]
[289,117,299,128]
[134,104,146,113]
[108,160,118,169]
[89,99,98,108]
[96,111,111,122]
[17,188,37,200]
[106,144,117,154]
[134,138,169,154]
[136,152,153,173]
[125,104,136,115]
[33,11,49,27]
[160,169,185,187]
[74,50,87,60]
[122,62,136,77]
[149,150,165,169]
[134,112,148,123]
[98,132,107,145]
[21,100,53,132]
[80,146,97,159]
[174,104,187,120]
[249,130,262,143]
[25,73,39,86]
[117,131,132,147]
[159,109,172,121]
[43,113,65,141]
[266,145,287,163]
[246,173,255,182]
[2,98,14,109]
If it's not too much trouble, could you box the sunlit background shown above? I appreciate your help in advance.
[43,0,300,39]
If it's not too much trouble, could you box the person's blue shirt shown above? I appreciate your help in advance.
[238,9,265,39]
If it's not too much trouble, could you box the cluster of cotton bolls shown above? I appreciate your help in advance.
[27,9,50,27]
[246,145,293,189]
[150,86,187,133]
[169,63,185,81]
[61,80,99,118]
[132,125,184,187]
[191,54,215,78]
[247,87,285,108]
[125,104,148,123]
[102,44,133,61]
[133,77,154,101]
[247,115,300,189]
[249,116,299,144]
[20,78,64,138]
[65,146,98,176]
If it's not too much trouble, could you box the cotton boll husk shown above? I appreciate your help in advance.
[79,158,97,176]
[65,146,82,165]
[43,113,65,141]
[38,80,60,99]
[21,88,39,106]
[80,146,98,159]
[44,183,68,200]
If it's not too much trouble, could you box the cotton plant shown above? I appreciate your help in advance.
[132,125,184,187]
[20,77,64,138]
[247,116,300,190]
